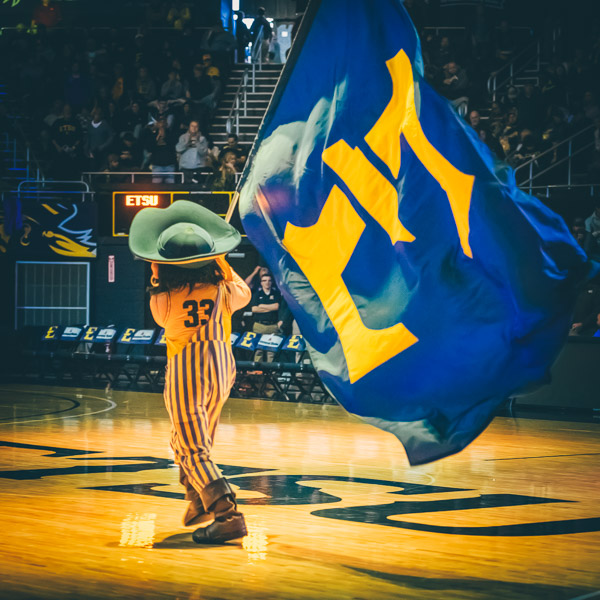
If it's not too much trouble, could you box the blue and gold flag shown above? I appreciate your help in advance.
[238,0,591,464]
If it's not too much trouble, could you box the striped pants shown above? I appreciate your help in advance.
[163,337,236,494]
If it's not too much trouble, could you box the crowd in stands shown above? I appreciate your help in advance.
[2,1,599,189]
[403,2,600,183]
[0,1,272,188]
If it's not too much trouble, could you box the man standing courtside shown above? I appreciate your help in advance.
[251,272,281,362]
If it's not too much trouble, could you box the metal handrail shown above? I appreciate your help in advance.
[81,171,185,184]
[226,68,249,137]
[514,124,596,192]
[522,184,600,197]
[487,40,540,102]
[251,26,265,72]
[16,179,92,203]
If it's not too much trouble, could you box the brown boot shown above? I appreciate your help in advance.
[180,468,212,527]
[192,478,247,544]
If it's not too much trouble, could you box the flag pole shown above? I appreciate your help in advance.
[225,191,239,223]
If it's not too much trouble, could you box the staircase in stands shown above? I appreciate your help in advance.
[210,63,284,150]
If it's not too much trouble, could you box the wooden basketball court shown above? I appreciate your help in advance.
[1,383,599,599]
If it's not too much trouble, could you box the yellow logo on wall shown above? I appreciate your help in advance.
[0,202,97,259]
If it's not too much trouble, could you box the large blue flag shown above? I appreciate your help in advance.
[238,0,591,465]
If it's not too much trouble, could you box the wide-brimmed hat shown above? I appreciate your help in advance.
[128,200,241,268]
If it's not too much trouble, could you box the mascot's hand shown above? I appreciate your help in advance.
[215,255,233,281]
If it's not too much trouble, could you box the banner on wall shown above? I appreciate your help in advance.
[0,201,97,260]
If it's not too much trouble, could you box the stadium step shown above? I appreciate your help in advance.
[211,63,283,152]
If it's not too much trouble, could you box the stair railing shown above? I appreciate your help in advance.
[226,68,250,137]
[523,183,599,198]
[514,124,596,193]
[251,26,265,73]
[487,39,540,102]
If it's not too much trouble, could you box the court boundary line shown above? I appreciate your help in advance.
[485,453,600,461]
[0,387,117,425]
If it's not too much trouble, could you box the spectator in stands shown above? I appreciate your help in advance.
[488,101,505,138]
[84,38,105,70]
[268,33,283,64]
[160,70,187,103]
[584,203,600,260]
[209,151,237,192]
[50,104,82,179]
[148,97,175,129]
[135,67,157,105]
[86,107,115,170]
[186,56,220,131]
[571,217,587,249]
[541,107,567,152]
[476,126,503,159]
[121,100,146,138]
[439,61,469,108]
[508,129,539,168]
[117,132,142,171]
[88,63,110,102]
[250,7,272,62]
[542,63,569,110]
[499,108,520,155]
[218,133,247,170]
[251,271,281,362]
[501,85,519,112]
[570,277,600,336]
[106,100,122,131]
[175,120,212,183]
[582,91,600,122]
[103,153,129,183]
[206,21,237,56]
[167,0,192,30]
[43,99,64,129]
[133,33,150,72]
[64,62,91,113]
[143,116,177,183]
[173,101,197,135]
[170,57,185,82]
[468,110,482,130]
[234,11,251,63]
[433,36,455,69]
[110,63,128,106]
[76,106,92,138]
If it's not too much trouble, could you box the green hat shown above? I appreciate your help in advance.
[128,200,241,267]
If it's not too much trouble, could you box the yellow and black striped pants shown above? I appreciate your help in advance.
[163,336,236,493]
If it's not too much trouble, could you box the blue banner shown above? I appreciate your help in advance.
[238,0,591,464]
